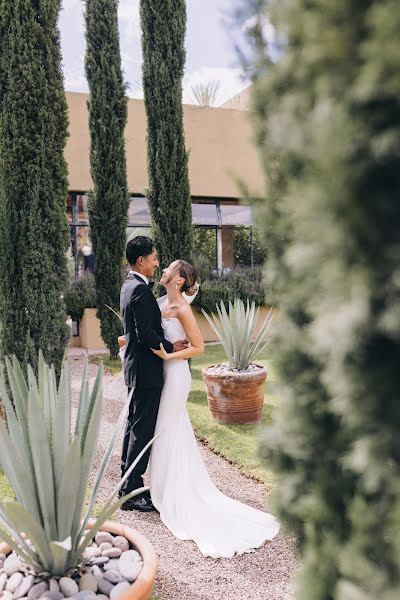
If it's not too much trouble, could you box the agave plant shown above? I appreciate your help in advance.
[202,299,273,370]
[0,353,150,576]
[190,80,221,107]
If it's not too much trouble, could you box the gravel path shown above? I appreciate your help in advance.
[69,350,296,600]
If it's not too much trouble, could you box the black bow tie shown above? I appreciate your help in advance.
[148,281,155,289]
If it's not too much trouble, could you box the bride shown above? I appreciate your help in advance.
[149,259,280,558]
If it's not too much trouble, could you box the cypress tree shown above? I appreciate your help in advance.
[85,0,128,360]
[0,0,70,377]
[246,1,400,598]
[140,0,192,267]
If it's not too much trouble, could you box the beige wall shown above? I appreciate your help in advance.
[65,92,263,198]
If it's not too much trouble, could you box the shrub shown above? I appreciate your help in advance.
[197,267,266,313]
[234,226,267,267]
[193,229,216,266]
[64,273,97,322]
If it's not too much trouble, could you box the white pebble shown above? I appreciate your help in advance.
[2,591,13,600]
[103,559,119,572]
[0,573,8,592]
[101,548,121,559]
[90,566,102,579]
[13,575,35,599]
[94,532,113,546]
[27,581,49,600]
[3,557,22,576]
[98,543,112,552]
[59,577,78,597]
[102,571,122,585]
[109,582,130,600]
[84,547,101,560]
[118,551,143,582]
[112,537,129,553]
[48,580,59,594]
[95,577,113,596]
[6,572,23,593]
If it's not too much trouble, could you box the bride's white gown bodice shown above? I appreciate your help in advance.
[149,317,280,558]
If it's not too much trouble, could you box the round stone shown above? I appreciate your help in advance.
[98,543,112,552]
[90,566,102,579]
[6,572,23,593]
[2,591,13,600]
[28,582,49,600]
[3,556,23,576]
[48,580,59,593]
[103,560,119,572]
[84,548,101,560]
[13,575,35,599]
[118,551,143,582]
[73,592,96,600]
[101,548,121,559]
[112,537,129,553]
[96,595,109,600]
[94,532,113,546]
[0,573,8,592]
[91,558,109,567]
[109,582,130,600]
[79,574,97,593]
[95,577,113,596]
[102,571,121,585]
[59,578,79,597]
[39,592,64,600]
[0,554,6,562]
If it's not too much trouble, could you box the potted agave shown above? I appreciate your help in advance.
[201,299,273,424]
[0,353,157,600]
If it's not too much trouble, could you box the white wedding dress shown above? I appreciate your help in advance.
[148,314,280,558]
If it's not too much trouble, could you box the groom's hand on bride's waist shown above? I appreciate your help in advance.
[172,339,189,352]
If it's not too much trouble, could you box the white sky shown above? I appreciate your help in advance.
[59,0,250,106]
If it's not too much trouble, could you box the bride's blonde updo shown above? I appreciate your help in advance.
[169,260,198,296]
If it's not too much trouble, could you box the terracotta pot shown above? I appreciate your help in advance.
[202,364,267,424]
[0,520,157,600]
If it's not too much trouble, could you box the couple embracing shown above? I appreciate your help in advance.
[119,236,279,558]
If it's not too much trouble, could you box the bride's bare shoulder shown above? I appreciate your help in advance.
[177,302,193,318]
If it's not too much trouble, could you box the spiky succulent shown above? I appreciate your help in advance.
[202,299,274,370]
[0,353,147,576]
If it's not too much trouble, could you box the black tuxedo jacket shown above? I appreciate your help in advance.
[120,273,173,389]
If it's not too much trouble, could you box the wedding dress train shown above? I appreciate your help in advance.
[149,316,280,558]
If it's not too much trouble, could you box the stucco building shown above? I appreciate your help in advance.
[65,91,262,275]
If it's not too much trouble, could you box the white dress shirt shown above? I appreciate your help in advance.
[130,270,149,285]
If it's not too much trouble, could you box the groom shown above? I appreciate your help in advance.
[119,236,188,511]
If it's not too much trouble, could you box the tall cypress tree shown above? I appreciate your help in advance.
[140,0,192,267]
[85,0,128,359]
[245,1,400,598]
[0,1,70,377]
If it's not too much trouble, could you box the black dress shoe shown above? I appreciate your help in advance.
[121,495,157,512]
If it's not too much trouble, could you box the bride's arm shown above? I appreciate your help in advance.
[151,306,204,360]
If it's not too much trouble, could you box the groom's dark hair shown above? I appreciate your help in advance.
[126,236,155,265]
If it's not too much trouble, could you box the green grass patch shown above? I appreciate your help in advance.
[90,354,122,375]
[188,344,278,488]
[0,466,103,517]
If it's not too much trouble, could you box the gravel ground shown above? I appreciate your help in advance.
[69,349,297,600]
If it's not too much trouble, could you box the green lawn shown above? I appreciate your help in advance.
[90,354,122,375]
[189,344,278,488]
[90,345,278,488]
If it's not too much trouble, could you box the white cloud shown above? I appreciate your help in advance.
[183,66,249,106]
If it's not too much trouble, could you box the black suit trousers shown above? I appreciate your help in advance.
[120,386,162,494]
